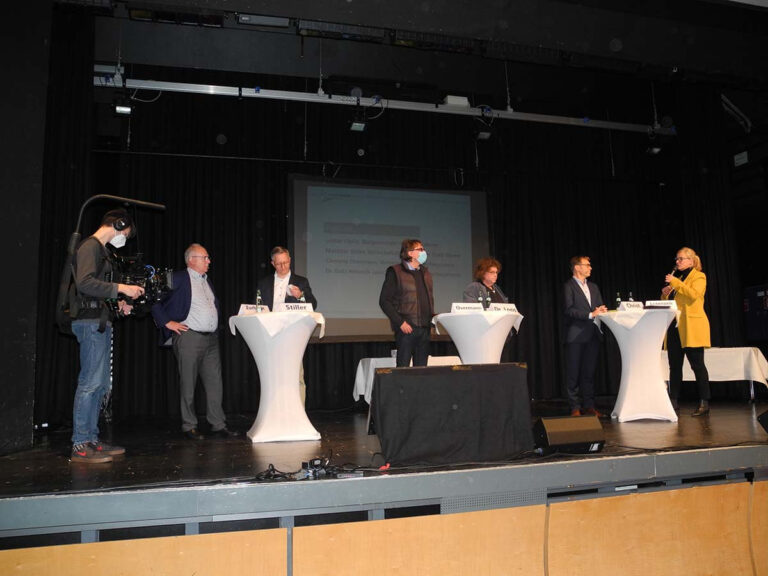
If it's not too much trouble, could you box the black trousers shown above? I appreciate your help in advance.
[564,336,600,411]
[395,326,431,367]
[666,326,710,401]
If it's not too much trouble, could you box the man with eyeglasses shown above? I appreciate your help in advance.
[563,255,608,417]
[379,238,435,367]
[151,244,238,440]
[255,246,318,312]
[255,246,317,404]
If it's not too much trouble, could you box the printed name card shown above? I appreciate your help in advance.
[645,300,678,310]
[488,303,519,313]
[451,302,484,313]
[274,302,314,312]
[618,301,644,311]
[238,303,269,315]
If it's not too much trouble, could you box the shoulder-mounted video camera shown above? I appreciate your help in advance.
[106,251,173,315]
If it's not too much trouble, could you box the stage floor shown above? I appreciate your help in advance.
[2,401,767,499]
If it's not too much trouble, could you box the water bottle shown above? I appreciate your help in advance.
[485,294,492,309]
[478,296,484,309]
[615,291,621,310]
[256,289,263,307]
[628,291,634,302]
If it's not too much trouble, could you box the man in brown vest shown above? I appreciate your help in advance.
[379,238,435,367]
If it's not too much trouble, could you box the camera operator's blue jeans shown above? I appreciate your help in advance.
[71,320,112,446]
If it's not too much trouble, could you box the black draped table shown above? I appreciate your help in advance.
[371,363,533,465]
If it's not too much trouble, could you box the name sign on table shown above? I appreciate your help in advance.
[618,301,644,311]
[451,302,484,313]
[274,302,314,312]
[489,302,519,313]
[644,300,678,310]
[237,303,269,315]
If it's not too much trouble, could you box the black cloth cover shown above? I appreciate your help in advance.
[372,363,534,465]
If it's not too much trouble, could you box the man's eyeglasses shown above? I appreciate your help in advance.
[190,255,210,261]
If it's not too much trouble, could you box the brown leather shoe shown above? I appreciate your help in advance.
[583,407,604,418]
[570,409,581,417]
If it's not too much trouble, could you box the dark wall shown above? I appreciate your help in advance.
[0,4,51,454]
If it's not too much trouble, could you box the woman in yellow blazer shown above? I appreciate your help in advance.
[662,247,711,416]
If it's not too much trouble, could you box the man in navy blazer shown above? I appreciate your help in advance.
[151,243,236,440]
[563,255,608,417]
[255,246,317,311]
[255,246,317,404]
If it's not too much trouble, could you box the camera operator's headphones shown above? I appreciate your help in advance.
[114,216,129,231]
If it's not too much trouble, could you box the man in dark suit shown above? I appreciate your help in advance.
[151,243,237,440]
[563,255,608,417]
[256,246,317,311]
[256,246,317,404]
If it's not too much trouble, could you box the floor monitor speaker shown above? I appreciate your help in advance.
[533,415,605,454]
[758,410,768,434]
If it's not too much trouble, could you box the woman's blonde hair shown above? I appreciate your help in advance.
[678,246,702,271]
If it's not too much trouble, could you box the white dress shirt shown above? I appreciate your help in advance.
[573,276,593,317]
[183,268,218,332]
[273,273,291,307]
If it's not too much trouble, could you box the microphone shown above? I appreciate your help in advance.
[666,267,676,284]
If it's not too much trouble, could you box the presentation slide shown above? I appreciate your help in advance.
[291,177,488,338]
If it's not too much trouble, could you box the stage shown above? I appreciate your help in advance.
[1,401,767,551]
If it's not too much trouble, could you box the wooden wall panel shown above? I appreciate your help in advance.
[0,528,286,576]
[547,483,753,576]
[754,481,768,576]
[294,506,547,576]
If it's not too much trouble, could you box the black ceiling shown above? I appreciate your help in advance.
[79,0,768,85]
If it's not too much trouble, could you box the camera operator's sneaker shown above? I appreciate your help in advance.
[90,441,125,457]
[71,443,113,464]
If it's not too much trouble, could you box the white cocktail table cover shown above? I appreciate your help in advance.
[660,346,768,400]
[432,311,522,364]
[597,309,677,422]
[352,355,462,404]
[229,312,324,442]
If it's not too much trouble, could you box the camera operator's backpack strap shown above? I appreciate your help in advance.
[97,305,109,333]
[55,254,77,336]
[95,240,112,333]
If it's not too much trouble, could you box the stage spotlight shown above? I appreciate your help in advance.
[114,103,132,116]
[645,126,662,154]
[349,102,366,132]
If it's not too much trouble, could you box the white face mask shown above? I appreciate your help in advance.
[109,230,127,249]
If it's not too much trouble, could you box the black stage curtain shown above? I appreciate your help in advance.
[34,4,95,427]
[34,8,746,426]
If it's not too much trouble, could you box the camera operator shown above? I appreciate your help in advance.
[69,209,144,464]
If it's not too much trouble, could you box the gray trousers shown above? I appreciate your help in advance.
[172,330,227,432]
